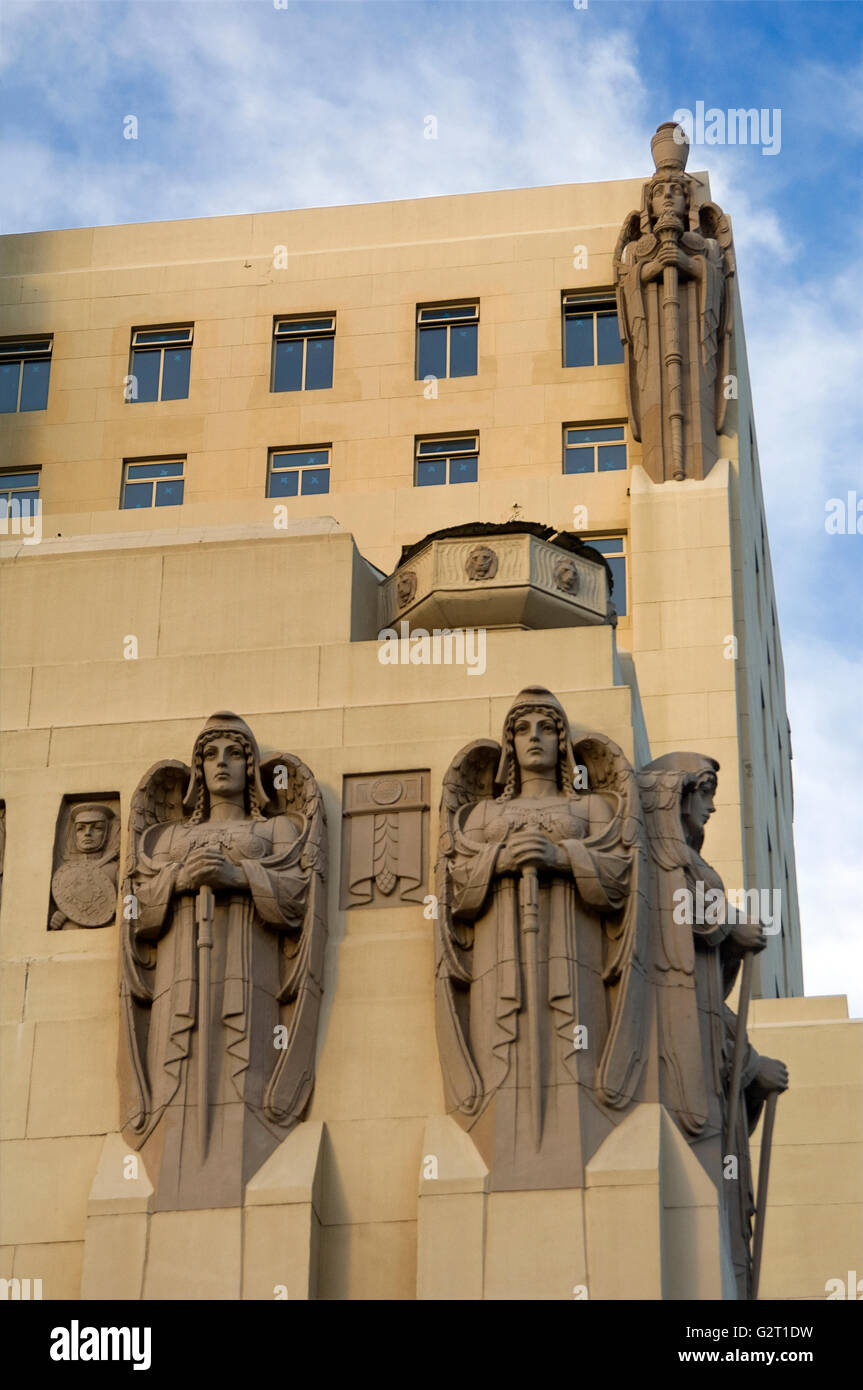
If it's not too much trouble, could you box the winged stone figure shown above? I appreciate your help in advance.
[119,712,327,1210]
[434,686,649,1190]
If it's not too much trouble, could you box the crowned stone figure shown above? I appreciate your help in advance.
[120,713,327,1211]
[614,121,735,483]
[435,687,649,1190]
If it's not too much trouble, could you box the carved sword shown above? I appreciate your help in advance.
[195,884,215,1162]
[519,866,543,1151]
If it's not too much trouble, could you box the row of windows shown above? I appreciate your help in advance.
[1,463,629,615]
[0,295,623,412]
[1,423,627,518]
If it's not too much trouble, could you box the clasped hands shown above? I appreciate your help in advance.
[497,829,569,875]
[175,847,246,893]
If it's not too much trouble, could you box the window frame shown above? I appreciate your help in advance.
[414,433,479,487]
[561,292,623,369]
[266,445,332,499]
[272,315,336,393]
[585,533,629,618]
[415,301,479,381]
[0,336,53,413]
[128,325,193,404]
[0,469,41,515]
[120,456,187,510]
[563,422,628,475]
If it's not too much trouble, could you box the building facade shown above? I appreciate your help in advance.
[1,130,859,1300]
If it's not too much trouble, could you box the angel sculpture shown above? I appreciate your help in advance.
[613,122,735,482]
[435,686,649,1190]
[638,753,787,1299]
[120,712,327,1211]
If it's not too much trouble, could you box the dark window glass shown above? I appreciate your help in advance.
[123,481,154,508]
[416,458,447,487]
[419,308,473,323]
[0,361,21,413]
[449,325,477,378]
[20,359,50,411]
[564,314,594,368]
[269,470,299,498]
[127,461,184,480]
[564,447,593,475]
[155,478,184,506]
[596,313,624,365]
[1,471,39,492]
[273,339,304,392]
[161,347,191,401]
[594,537,624,554]
[597,444,627,471]
[419,437,474,455]
[304,336,334,390]
[131,349,160,403]
[301,468,330,495]
[417,326,447,380]
[135,329,192,345]
[567,426,624,445]
[449,456,477,484]
[606,556,627,615]
[277,319,333,335]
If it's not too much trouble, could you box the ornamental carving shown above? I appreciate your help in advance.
[340,771,430,908]
[48,798,120,931]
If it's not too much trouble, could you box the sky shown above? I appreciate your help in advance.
[1,0,861,1010]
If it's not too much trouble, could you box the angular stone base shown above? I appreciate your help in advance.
[81,1124,325,1300]
[417,1105,734,1299]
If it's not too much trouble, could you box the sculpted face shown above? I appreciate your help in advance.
[202,738,247,798]
[513,713,559,777]
[74,812,108,854]
[683,775,716,833]
[651,177,687,221]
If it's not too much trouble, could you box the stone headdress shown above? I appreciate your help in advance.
[495,686,578,798]
[181,711,276,822]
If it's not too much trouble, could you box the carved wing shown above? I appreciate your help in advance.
[613,211,649,439]
[698,202,735,430]
[572,733,649,1111]
[434,739,500,1116]
[120,760,189,1138]
[259,753,328,1126]
[637,767,709,1136]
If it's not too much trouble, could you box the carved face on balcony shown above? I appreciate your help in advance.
[396,570,417,608]
[553,557,579,595]
[465,545,498,581]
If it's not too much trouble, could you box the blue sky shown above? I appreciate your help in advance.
[2,0,862,1007]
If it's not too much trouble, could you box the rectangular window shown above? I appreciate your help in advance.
[564,424,627,474]
[0,469,40,514]
[272,316,335,392]
[121,458,185,509]
[415,435,478,487]
[0,337,52,413]
[416,303,478,380]
[562,294,623,368]
[267,447,331,498]
[589,535,628,617]
[129,326,192,403]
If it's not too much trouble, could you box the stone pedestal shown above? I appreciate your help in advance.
[81,1123,325,1300]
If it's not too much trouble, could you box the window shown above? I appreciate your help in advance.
[0,470,40,513]
[589,535,628,616]
[121,459,185,509]
[415,435,478,487]
[416,303,478,380]
[129,326,192,403]
[0,338,52,413]
[564,425,627,474]
[267,447,330,498]
[272,316,334,392]
[562,294,623,368]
